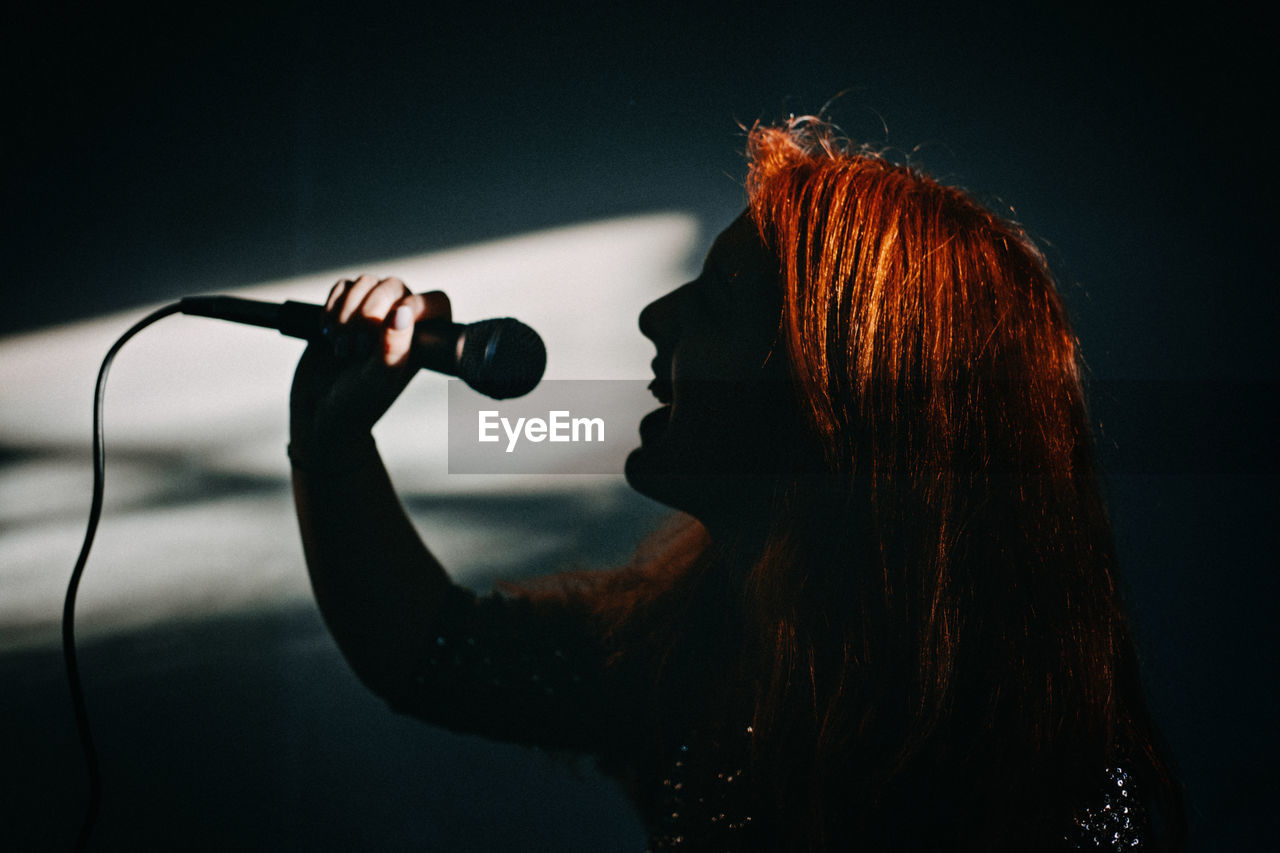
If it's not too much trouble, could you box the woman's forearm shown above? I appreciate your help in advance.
[291,438,454,702]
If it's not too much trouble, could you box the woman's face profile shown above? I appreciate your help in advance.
[625,212,792,531]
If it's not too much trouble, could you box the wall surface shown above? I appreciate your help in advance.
[2,1,1274,850]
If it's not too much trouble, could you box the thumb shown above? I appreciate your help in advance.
[384,303,417,368]
[383,291,451,368]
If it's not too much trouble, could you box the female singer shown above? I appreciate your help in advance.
[288,117,1183,851]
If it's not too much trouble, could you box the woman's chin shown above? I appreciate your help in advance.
[624,440,665,499]
[624,431,687,512]
[637,404,671,443]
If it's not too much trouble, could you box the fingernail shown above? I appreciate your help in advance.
[392,305,413,331]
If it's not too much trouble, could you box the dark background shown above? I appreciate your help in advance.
[3,1,1275,850]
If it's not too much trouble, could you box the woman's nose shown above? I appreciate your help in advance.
[638,285,687,343]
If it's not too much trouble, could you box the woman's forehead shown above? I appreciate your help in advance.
[706,211,766,270]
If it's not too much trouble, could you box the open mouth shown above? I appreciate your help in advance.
[647,379,672,405]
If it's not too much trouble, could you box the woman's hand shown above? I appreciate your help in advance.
[289,275,451,456]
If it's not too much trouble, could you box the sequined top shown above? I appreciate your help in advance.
[387,587,1149,852]
[1067,766,1148,851]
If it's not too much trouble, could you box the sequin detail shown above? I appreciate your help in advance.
[403,591,1148,851]
[395,589,609,753]
[649,729,758,851]
[1067,766,1147,850]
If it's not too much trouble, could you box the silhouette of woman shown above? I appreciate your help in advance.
[288,117,1184,851]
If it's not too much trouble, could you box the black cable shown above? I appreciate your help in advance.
[63,301,184,851]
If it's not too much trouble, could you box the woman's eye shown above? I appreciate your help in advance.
[695,282,719,314]
[695,271,736,315]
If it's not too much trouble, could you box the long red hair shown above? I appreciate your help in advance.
[738,117,1182,847]
[527,117,1184,850]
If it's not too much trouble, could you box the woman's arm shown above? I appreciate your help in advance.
[289,275,456,702]
[290,443,454,701]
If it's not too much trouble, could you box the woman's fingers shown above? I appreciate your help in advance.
[370,282,415,368]
[320,277,452,368]
[335,274,382,323]
[324,278,352,313]
[357,277,410,326]
[293,278,451,444]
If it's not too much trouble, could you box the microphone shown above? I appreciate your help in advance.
[179,295,546,399]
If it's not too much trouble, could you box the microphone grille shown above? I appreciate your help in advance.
[458,318,546,399]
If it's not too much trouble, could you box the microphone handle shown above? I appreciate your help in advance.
[179,295,462,375]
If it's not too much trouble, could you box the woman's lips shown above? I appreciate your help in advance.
[648,379,672,404]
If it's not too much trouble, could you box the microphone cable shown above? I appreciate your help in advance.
[63,301,183,851]
[61,295,542,848]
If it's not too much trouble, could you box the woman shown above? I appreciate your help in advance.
[288,118,1184,851]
